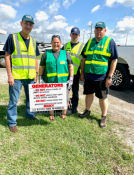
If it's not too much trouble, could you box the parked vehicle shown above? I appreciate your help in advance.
[0,41,53,67]
[37,42,52,52]
[37,42,63,52]
[110,45,134,90]
[0,29,7,67]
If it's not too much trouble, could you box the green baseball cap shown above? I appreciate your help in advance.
[22,14,34,24]
[95,22,106,29]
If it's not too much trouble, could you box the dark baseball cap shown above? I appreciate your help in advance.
[71,27,80,35]
[95,22,106,29]
[22,14,34,24]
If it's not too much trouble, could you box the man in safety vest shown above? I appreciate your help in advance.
[80,22,118,128]
[63,27,84,113]
[4,15,40,133]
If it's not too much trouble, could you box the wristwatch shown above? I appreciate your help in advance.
[36,72,38,74]
[107,76,112,79]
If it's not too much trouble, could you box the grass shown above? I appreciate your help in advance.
[37,53,43,60]
[0,84,134,175]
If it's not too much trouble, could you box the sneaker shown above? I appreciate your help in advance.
[72,108,78,114]
[100,116,107,128]
[79,109,90,118]
[30,117,38,120]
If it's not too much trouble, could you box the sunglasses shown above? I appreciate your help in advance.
[52,35,60,39]
[51,35,61,42]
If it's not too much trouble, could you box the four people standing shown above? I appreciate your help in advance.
[4,16,118,132]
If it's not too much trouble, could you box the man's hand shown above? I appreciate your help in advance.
[8,75,14,86]
[5,52,14,86]
[80,73,85,81]
[34,77,37,83]
[105,78,112,87]
[34,73,38,83]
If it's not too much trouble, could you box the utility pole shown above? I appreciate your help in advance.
[90,24,93,39]
[34,31,36,39]
[87,32,90,40]
[83,30,85,44]
[42,32,44,43]
[125,33,128,46]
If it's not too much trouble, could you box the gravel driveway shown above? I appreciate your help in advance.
[78,81,134,152]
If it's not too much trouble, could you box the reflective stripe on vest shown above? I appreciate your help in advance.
[11,33,36,79]
[64,43,68,50]
[85,60,108,66]
[12,55,35,59]
[84,37,111,57]
[12,66,36,69]
[64,42,84,75]
[47,73,69,77]
[12,33,36,58]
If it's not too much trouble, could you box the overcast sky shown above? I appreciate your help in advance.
[0,0,134,45]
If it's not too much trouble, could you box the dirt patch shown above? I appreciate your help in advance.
[0,68,8,84]
[78,81,134,152]
[1,67,134,151]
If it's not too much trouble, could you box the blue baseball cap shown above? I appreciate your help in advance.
[71,27,80,35]
[95,22,106,29]
[22,14,34,24]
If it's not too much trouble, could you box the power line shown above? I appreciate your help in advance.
[104,10,134,24]
[87,10,134,30]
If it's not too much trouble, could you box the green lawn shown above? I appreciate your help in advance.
[0,84,134,175]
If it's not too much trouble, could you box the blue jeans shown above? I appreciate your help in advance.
[7,79,35,127]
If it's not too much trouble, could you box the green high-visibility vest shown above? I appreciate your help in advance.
[84,36,112,75]
[46,49,69,83]
[11,32,36,79]
[64,41,84,75]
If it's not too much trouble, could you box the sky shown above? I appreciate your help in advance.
[0,0,134,45]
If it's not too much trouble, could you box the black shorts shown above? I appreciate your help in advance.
[83,79,109,99]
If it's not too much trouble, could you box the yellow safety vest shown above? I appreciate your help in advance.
[11,32,36,79]
[64,42,84,75]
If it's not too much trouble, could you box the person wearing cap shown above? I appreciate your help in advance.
[63,27,84,113]
[3,14,40,133]
[80,22,118,128]
[39,35,74,121]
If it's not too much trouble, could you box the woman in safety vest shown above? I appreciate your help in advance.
[39,35,74,121]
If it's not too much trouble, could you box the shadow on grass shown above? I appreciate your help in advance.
[0,105,50,127]
[70,113,101,127]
